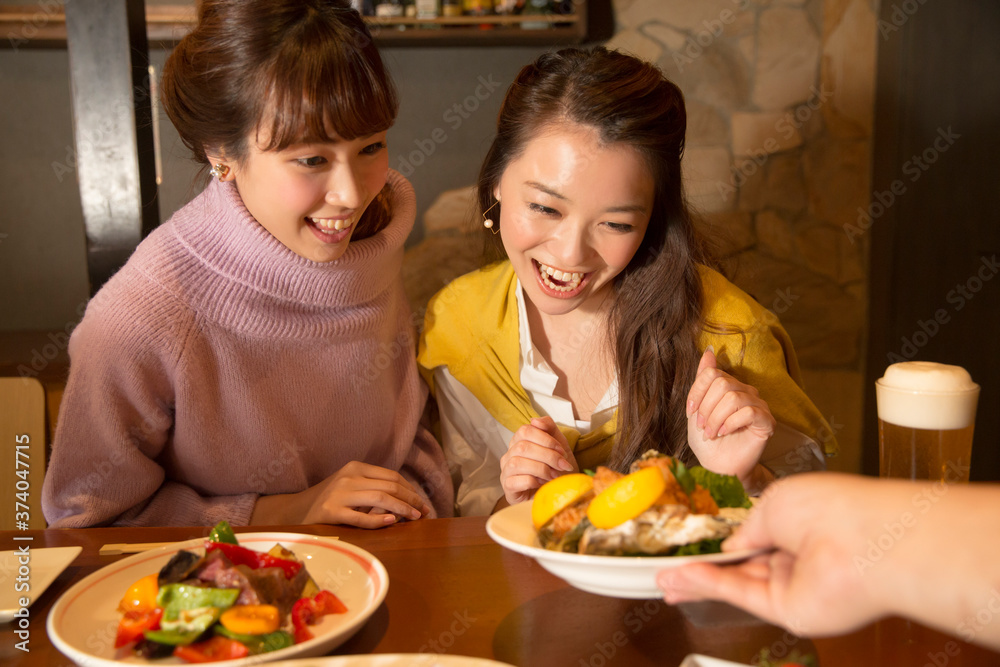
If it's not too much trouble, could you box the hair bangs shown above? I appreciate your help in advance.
[258,24,397,152]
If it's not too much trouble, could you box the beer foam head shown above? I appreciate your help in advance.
[881,361,977,392]
[877,362,979,430]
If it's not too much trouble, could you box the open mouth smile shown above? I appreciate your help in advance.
[306,216,354,243]
[533,259,589,297]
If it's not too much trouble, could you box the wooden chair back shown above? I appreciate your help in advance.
[0,376,47,529]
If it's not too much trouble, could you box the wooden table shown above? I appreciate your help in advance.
[3,517,999,666]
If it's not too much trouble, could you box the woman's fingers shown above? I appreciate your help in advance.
[509,425,574,471]
[692,373,769,439]
[716,403,775,439]
[325,469,431,517]
[503,446,567,482]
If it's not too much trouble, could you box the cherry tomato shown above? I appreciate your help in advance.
[291,591,348,644]
[173,636,249,663]
[114,607,163,648]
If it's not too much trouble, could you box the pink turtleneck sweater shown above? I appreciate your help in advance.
[42,171,453,527]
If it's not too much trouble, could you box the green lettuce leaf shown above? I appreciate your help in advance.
[673,538,723,556]
[689,467,752,508]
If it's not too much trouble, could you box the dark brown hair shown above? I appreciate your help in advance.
[478,47,711,471]
[161,0,398,238]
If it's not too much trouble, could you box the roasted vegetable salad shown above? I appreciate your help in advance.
[114,521,346,662]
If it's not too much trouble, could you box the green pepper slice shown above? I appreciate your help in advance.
[208,520,239,545]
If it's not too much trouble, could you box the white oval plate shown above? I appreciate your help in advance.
[265,655,514,666]
[47,533,388,665]
[486,502,764,599]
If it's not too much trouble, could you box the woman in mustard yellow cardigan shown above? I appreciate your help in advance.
[419,47,836,517]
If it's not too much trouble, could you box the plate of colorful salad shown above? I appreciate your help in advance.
[486,450,765,599]
[47,522,388,665]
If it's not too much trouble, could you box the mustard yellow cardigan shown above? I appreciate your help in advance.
[418,261,836,471]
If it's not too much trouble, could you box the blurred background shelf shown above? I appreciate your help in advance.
[0,3,587,48]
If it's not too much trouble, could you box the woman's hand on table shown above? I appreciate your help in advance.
[500,416,577,505]
[250,461,432,528]
[686,347,775,493]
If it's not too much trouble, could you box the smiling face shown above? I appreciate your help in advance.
[213,130,389,263]
[496,124,655,317]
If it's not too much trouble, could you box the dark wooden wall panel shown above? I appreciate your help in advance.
[865,0,1000,480]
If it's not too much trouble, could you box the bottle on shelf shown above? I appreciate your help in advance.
[463,0,494,15]
[441,0,463,18]
[520,0,551,28]
[415,0,440,19]
[374,0,405,18]
[494,0,523,15]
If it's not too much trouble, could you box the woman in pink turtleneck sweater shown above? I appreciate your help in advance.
[41,1,452,528]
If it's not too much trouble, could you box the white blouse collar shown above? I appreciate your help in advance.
[514,279,617,432]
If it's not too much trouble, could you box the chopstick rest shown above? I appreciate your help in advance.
[99,542,177,555]
[99,535,340,556]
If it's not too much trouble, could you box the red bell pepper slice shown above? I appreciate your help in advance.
[173,636,250,663]
[291,590,348,644]
[204,541,302,579]
[114,607,163,648]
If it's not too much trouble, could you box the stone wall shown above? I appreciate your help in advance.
[606,0,879,472]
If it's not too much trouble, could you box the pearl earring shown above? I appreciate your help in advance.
[209,163,230,181]
[482,197,500,234]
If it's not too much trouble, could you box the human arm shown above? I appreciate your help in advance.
[40,300,260,528]
[657,473,1000,651]
[686,347,776,494]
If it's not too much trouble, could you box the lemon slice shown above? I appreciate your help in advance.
[531,473,594,529]
[586,466,667,529]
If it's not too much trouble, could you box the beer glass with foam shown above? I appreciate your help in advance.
[876,362,979,482]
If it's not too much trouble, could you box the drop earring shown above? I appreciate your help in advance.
[209,163,230,181]
[482,197,501,235]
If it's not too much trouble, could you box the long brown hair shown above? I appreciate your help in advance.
[478,47,711,471]
[161,0,398,238]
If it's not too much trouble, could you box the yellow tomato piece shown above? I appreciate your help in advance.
[531,473,594,529]
[586,465,667,529]
[220,604,281,635]
[117,573,159,614]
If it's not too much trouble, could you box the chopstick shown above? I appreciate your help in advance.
[99,542,178,555]
[99,534,340,556]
